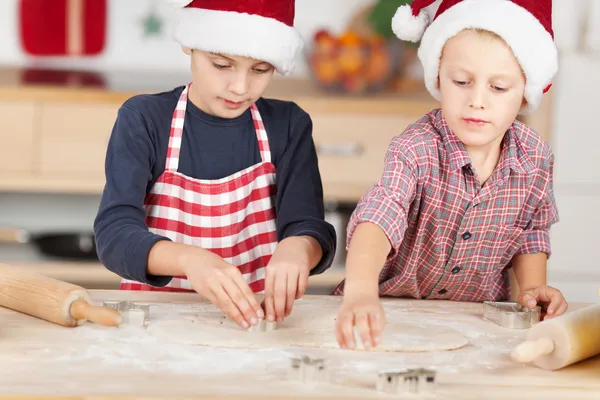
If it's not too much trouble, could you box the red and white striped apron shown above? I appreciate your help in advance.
[119,84,278,293]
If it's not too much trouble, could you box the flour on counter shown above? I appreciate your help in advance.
[0,296,523,386]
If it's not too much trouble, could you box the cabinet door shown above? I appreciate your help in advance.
[0,101,36,173]
[310,112,417,201]
[38,102,118,178]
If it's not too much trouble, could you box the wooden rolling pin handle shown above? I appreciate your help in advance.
[0,228,26,243]
[511,337,555,364]
[70,299,124,327]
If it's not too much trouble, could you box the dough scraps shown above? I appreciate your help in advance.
[145,302,468,352]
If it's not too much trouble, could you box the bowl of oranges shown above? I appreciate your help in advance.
[306,29,401,95]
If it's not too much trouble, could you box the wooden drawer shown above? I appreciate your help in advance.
[312,112,417,191]
[0,101,37,173]
[39,102,118,176]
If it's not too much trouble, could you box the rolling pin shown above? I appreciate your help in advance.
[0,263,123,327]
[511,304,600,370]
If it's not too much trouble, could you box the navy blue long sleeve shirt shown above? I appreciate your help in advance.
[94,85,337,287]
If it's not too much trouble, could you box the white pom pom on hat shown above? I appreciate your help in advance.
[164,0,194,8]
[391,0,437,42]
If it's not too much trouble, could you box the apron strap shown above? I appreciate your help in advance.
[250,103,271,164]
[165,84,189,172]
[165,86,272,171]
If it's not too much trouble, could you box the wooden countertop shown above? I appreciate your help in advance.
[0,66,438,114]
[0,290,598,399]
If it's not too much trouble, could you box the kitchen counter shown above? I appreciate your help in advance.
[0,290,598,399]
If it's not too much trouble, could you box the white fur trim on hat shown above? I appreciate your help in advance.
[173,8,303,75]
[164,0,193,8]
[392,4,431,43]
[418,0,558,115]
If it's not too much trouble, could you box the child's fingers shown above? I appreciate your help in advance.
[285,271,296,317]
[552,300,568,317]
[355,313,373,350]
[546,292,568,317]
[518,291,537,308]
[222,278,259,328]
[201,286,218,308]
[263,269,276,323]
[369,311,385,346]
[232,271,264,320]
[296,267,309,300]
[337,312,356,349]
[212,282,249,328]
[334,316,347,349]
[545,289,564,313]
[273,271,287,322]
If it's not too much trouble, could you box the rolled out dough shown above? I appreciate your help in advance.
[145,300,468,353]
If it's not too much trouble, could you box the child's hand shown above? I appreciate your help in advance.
[335,292,386,350]
[182,250,264,329]
[517,285,568,320]
[263,236,318,323]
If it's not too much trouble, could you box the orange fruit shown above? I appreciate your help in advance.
[365,48,391,84]
[337,46,365,75]
[338,31,363,47]
[313,56,341,85]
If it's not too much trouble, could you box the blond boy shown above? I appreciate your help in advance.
[333,0,567,350]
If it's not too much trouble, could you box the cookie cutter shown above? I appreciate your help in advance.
[482,301,541,329]
[247,318,277,333]
[102,300,150,328]
[376,368,436,395]
[288,356,327,384]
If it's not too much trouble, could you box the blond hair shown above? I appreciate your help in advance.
[441,28,525,76]
[470,28,502,40]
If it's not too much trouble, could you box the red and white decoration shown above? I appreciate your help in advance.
[18,0,107,57]
[165,0,303,75]
[391,0,558,115]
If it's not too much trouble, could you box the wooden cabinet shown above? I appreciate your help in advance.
[0,100,37,173]
[0,76,554,201]
[311,112,416,201]
[38,102,118,178]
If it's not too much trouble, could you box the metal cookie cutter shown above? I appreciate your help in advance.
[288,356,327,384]
[376,368,436,395]
[482,301,541,329]
[247,318,277,333]
[102,300,150,328]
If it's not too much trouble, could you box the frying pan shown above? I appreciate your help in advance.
[0,228,98,260]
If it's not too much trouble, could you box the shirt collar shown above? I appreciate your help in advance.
[433,109,472,171]
[433,109,536,176]
[500,125,536,175]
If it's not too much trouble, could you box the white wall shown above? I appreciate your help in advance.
[546,0,600,302]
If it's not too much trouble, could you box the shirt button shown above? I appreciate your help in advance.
[438,289,447,295]
[451,266,461,274]
[462,232,472,240]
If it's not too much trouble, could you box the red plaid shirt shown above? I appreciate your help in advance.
[333,109,559,302]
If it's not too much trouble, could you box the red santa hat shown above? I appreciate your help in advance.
[165,0,303,75]
[391,0,557,115]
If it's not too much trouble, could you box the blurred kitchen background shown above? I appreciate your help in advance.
[0,0,598,301]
